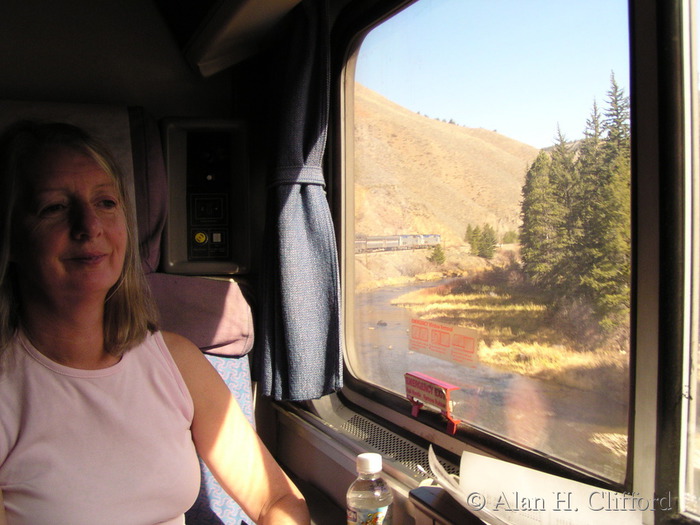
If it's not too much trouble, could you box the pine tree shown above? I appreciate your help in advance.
[549,129,582,294]
[585,77,631,328]
[550,127,577,207]
[568,100,605,299]
[469,225,482,255]
[577,78,631,330]
[519,74,631,335]
[579,100,605,176]
[427,244,446,265]
[520,151,557,286]
[603,72,631,160]
[465,224,474,243]
[478,224,498,258]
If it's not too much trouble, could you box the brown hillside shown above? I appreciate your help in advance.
[354,84,539,245]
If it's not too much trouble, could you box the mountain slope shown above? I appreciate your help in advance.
[354,84,540,244]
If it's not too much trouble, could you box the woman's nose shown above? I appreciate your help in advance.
[70,202,101,239]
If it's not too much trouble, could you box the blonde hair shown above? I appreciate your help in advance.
[0,121,158,355]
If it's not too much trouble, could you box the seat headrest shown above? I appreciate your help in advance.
[0,100,135,193]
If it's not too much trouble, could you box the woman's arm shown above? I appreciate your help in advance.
[163,332,310,525]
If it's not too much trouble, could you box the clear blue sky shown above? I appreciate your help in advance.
[356,0,630,149]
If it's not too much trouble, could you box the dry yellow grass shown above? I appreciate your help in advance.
[478,341,627,394]
[387,275,629,401]
[392,285,559,346]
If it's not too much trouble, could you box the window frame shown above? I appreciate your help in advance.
[652,0,696,522]
[656,0,700,523]
[683,0,700,518]
[319,0,691,521]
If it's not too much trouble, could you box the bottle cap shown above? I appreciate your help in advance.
[356,452,383,474]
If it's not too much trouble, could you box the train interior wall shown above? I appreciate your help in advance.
[0,1,362,521]
[0,1,232,117]
[0,1,483,523]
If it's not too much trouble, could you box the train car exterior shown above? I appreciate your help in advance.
[355,233,441,253]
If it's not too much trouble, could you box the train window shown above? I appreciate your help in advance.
[345,0,631,483]
[684,0,700,515]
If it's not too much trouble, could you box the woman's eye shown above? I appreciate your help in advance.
[38,203,66,216]
[99,198,119,209]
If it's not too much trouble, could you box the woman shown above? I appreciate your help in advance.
[0,121,309,524]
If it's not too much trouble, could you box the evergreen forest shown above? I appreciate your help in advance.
[519,74,631,341]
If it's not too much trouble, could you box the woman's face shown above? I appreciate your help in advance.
[11,145,128,306]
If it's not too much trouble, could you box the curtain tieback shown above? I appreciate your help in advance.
[270,165,325,187]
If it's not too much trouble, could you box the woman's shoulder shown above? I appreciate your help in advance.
[160,331,201,361]
[160,330,193,348]
[159,331,228,407]
[159,331,213,383]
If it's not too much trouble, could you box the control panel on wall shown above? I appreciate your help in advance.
[162,119,250,275]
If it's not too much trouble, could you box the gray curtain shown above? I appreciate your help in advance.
[255,0,342,401]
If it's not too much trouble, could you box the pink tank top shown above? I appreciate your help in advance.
[0,330,201,525]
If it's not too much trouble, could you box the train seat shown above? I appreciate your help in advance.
[0,101,255,524]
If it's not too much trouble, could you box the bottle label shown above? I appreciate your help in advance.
[346,505,390,524]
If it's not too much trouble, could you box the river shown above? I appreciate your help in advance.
[352,280,629,483]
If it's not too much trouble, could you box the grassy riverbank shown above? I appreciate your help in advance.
[389,269,629,402]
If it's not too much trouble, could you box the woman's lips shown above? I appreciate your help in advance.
[67,253,108,264]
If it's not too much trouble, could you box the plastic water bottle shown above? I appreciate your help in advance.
[346,452,393,524]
